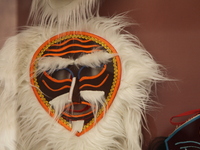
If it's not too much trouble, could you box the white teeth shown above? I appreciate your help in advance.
[72,120,84,133]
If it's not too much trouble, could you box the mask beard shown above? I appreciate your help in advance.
[80,90,106,120]
[49,93,71,120]
[49,89,105,128]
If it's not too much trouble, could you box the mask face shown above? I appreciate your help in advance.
[30,31,121,136]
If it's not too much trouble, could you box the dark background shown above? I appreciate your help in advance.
[0,0,200,149]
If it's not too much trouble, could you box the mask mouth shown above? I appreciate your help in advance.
[63,102,95,121]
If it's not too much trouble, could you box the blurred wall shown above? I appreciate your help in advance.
[0,0,200,149]
[0,0,17,47]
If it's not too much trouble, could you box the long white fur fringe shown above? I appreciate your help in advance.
[29,0,99,30]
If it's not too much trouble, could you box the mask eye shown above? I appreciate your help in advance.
[51,68,74,80]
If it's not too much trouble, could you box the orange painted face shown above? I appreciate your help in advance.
[30,31,121,136]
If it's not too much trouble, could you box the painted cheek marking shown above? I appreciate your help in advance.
[42,80,71,91]
[43,72,72,83]
[79,74,109,89]
[69,77,76,101]
[79,65,107,82]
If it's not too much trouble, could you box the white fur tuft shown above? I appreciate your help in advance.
[29,0,99,31]
[80,90,105,118]
[0,36,19,150]
[50,93,71,119]
[36,56,74,75]
[75,50,116,68]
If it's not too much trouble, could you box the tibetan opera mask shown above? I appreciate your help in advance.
[165,110,200,150]
[30,31,121,136]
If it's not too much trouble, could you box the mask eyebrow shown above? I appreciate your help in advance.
[75,50,117,68]
[36,57,74,75]
[35,50,117,76]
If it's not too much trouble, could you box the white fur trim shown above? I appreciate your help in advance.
[80,90,105,117]
[0,36,18,150]
[75,50,116,68]
[29,0,99,31]
[50,93,71,119]
[37,56,74,75]
[36,51,115,76]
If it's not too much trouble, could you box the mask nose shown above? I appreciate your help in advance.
[69,77,81,103]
